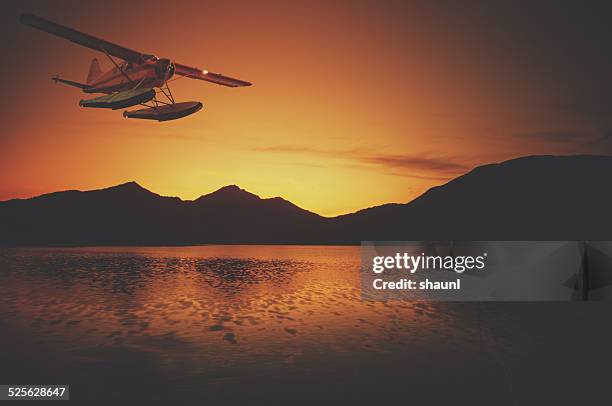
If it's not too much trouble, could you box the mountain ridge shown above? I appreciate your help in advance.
[1,154,611,245]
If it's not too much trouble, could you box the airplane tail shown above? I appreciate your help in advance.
[86,58,102,84]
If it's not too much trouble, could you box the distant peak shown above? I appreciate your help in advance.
[196,184,260,202]
[109,181,146,190]
[117,181,143,188]
[217,184,242,193]
[102,181,152,194]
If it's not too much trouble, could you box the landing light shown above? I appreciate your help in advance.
[202,70,208,75]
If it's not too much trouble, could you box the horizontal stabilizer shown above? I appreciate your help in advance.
[52,76,90,89]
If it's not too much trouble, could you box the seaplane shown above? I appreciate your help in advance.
[19,13,252,121]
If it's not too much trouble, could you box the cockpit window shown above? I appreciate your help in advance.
[142,54,158,61]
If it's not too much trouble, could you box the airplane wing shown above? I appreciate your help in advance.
[20,14,145,63]
[174,63,252,87]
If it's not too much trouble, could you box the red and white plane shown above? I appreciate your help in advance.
[20,13,252,121]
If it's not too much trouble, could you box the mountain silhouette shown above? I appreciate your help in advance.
[1,155,611,246]
[0,182,325,245]
[332,154,612,242]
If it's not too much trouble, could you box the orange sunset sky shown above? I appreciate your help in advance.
[1,0,611,216]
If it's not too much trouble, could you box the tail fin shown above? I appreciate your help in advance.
[86,58,102,84]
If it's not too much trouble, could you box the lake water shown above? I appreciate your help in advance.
[1,246,611,405]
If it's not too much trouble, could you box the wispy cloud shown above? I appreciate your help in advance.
[251,144,470,179]
[252,145,338,154]
[514,129,612,154]
[361,154,470,175]
[519,131,591,144]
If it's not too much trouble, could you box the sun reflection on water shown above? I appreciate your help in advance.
[0,246,484,385]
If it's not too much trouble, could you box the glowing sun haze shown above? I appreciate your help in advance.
[1,0,611,216]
